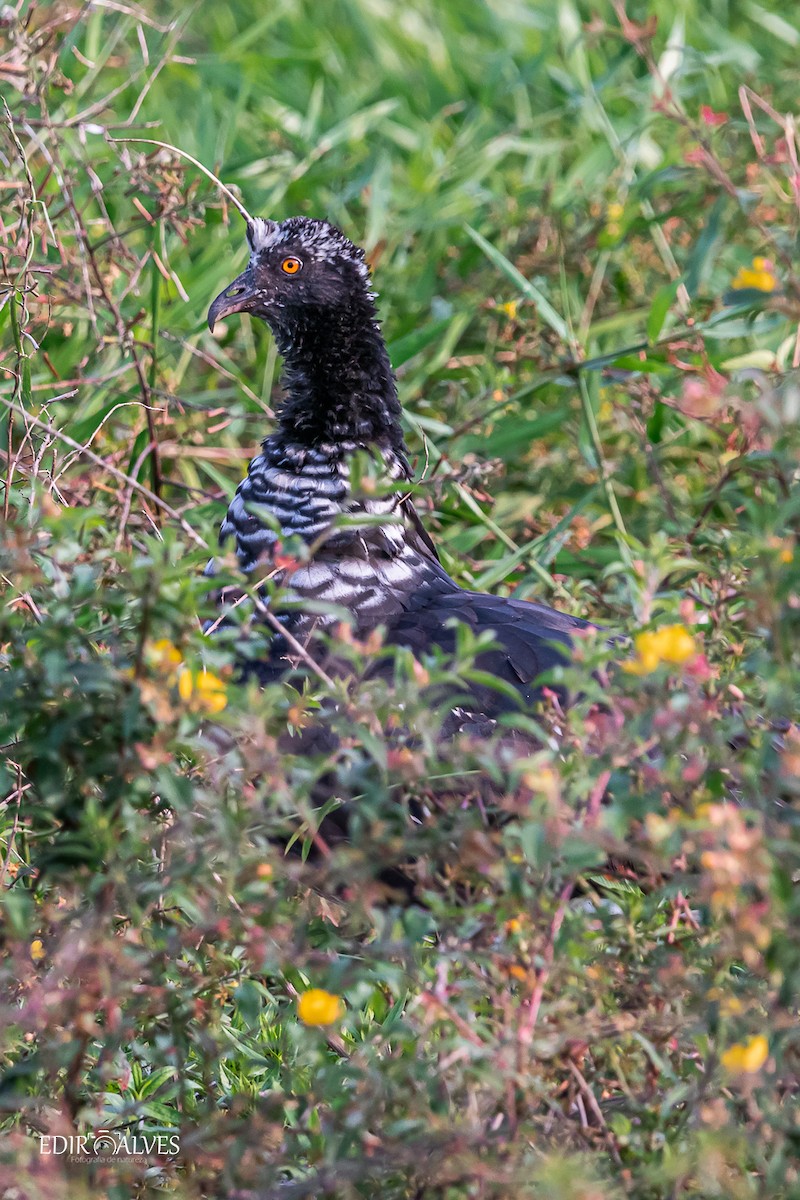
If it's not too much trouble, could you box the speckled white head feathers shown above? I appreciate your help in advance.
[245,216,370,280]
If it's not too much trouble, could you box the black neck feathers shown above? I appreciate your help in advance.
[270,295,406,455]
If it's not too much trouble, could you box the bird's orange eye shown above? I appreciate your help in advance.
[281,257,302,275]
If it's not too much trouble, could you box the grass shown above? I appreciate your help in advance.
[1,1,800,1196]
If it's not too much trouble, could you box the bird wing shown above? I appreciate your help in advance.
[381,562,591,711]
[400,496,440,564]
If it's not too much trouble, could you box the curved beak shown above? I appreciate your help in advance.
[207,268,257,331]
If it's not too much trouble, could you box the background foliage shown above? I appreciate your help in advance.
[1,1,800,1196]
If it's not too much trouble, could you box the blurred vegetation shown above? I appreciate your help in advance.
[1,1,800,1196]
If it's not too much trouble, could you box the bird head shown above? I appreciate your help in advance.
[207,216,373,333]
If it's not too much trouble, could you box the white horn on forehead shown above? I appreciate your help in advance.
[246,219,280,254]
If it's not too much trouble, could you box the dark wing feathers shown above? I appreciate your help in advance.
[381,561,590,711]
[400,495,440,564]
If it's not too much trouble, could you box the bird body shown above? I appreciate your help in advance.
[208,217,590,716]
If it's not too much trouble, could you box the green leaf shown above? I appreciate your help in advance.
[684,195,726,298]
[21,357,32,407]
[647,279,681,343]
[388,317,453,368]
[647,399,666,443]
[464,409,566,458]
[464,225,571,344]
[136,1066,176,1100]
[234,979,263,1028]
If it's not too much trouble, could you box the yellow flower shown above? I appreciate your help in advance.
[178,669,193,702]
[706,988,743,1016]
[178,668,227,714]
[521,767,559,801]
[30,939,46,963]
[652,624,697,663]
[297,988,345,1026]
[148,639,183,672]
[605,202,625,238]
[500,300,518,320]
[195,669,227,713]
[767,536,794,563]
[731,257,777,293]
[720,1035,768,1074]
[622,633,662,675]
[598,398,614,422]
[622,624,698,675]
